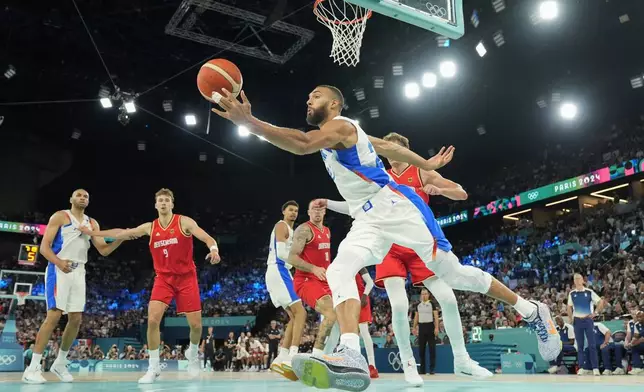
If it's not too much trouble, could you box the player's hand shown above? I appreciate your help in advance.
[361,294,368,308]
[310,199,328,209]
[211,89,253,126]
[434,327,440,336]
[206,249,221,265]
[422,184,443,196]
[412,327,418,336]
[78,226,92,236]
[313,266,326,281]
[425,146,455,170]
[600,342,608,350]
[56,259,73,274]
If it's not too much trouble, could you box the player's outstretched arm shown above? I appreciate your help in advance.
[420,170,468,200]
[81,223,151,240]
[368,136,455,171]
[288,224,327,281]
[89,219,125,256]
[180,216,221,264]
[211,89,353,155]
[317,199,350,216]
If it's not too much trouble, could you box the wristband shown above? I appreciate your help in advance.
[210,245,219,252]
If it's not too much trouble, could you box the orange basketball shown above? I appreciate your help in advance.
[197,58,243,103]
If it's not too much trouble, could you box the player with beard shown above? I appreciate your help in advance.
[81,188,220,384]
[23,189,125,384]
[212,86,560,392]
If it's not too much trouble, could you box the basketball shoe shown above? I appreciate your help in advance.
[454,357,493,379]
[524,300,562,362]
[51,358,74,382]
[292,345,370,392]
[22,364,47,384]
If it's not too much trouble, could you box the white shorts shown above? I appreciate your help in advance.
[265,263,301,309]
[328,184,452,305]
[45,262,86,313]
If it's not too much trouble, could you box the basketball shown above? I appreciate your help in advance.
[197,58,243,103]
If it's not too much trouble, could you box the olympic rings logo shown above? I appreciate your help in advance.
[0,355,17,365]
[527,191,539,200]
[159,362,168,370]
[388,352,402,371]
[425,3,448,18]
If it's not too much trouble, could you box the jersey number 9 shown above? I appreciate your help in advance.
[163,249,169,258]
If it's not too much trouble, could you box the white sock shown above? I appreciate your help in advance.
[279,347,289,357]
[312,348,324,357]
[29,353,43,370]
[513,296,537,319]
[384,277,413,362]
[359,323,375,366]
[189,343,199,355]
[340,333,360,352]
[56,349,69,362]
[289,346,299,357]
[424,278,468,359]
[324,322,341,354]
[149,348,160,368]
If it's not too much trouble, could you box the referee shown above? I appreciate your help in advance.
[567,273,604,376]
[413,288,439,375]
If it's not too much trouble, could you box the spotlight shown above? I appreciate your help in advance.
[539,1,558,20]
[163,100,173,112]
[630,76,643,89]
[71,129,82,140]
[392,63,404,76]
[216,155,224,165]
[3,65,16,79]
[470,10,480,28]
[560,102,577,119]
[477,125,486,135]
[137,141,146,151]
[199,152,207,162]
[493,31,505,47]
[492,0,506,13]
[185,114,197,126]
[404,82,420,99]
[476,41,487,57]
[124,101,136,113]
[238,126,250,137]
[98,86,111,98]
[354,88,366,101]
[369,107,380,119]
[373,76,384,89]
[536,98,547,108]
[422,73,437,88]
[117,107,130,126]
[436,36,450,48]
[100,98,113,108]
[439,61,456,78]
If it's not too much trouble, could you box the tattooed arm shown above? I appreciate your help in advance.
[288,224,327,281]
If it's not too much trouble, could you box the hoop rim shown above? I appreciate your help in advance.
[313,0,373,26]
[15,292,28,305]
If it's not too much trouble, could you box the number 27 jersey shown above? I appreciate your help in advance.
[149,214,195,275]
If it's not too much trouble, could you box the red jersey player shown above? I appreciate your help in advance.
[289,201,379,378]
[82,188,220,384]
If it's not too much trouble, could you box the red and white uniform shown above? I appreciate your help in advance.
[374,166,435,288]
[356,273,372,324]
[149,214,201,313]
[293,222,332,309]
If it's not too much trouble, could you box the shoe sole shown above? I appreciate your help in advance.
[22,377,46,385]
[294,356,370,392]
[51,367,73,383]
[270,364,298,381]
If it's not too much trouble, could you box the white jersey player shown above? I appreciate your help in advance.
[212,85,561,392]
[264,201,307,380]
[23,189,124,384]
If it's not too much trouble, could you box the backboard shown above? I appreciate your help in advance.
[0,269,46,304]
[347,0,464,39]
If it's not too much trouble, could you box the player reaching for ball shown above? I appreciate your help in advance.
[81,188,220,384]
[212,85,560,392]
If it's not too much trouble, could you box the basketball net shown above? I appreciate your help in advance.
[313,0,372,67]
[15,292,28,307]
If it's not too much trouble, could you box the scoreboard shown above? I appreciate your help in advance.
[18,244,39,266]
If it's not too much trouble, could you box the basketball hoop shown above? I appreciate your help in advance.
[313,0,372,67]
[16,292,28,307]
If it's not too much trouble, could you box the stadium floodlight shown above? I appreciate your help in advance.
[369,107,380,118]
[476,41,487,57]
[124,101,136,113]
[492,0,506,13]
[373,76,384,89]
[630,76,643,89]
[3,65,16,79]
[185,114,197,126]
[560,102,578,119]
[439,61,456,78]
[199,152,207,162]
[422,72,437,88]
[539,1,558,20]
[493,31,505,47]
[354,88,366,101]
[71,129,81,140]
[238,125,250,137]
[404,82,420,99]
[100,98,113,108]
[163,100,173,112]
[137,141,146,151]
[392,63,403,76]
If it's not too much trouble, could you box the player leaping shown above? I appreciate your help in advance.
[213,87,560,392]
[81,188,220,384]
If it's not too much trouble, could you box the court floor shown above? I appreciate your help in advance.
[0,372,642,392]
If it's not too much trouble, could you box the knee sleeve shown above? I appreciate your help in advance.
[327,250,369,308]
[431,251,492,294]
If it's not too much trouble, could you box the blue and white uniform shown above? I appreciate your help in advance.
[265,220,300,308]
[568,287,601,370]
[322,117,492,308]
[45,210,91,313]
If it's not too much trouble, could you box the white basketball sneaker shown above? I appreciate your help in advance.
[138,366,161,384]
[523,301,562,362]
[22,364,47,384]
[51,359,74,382]
[402,357,423,387]
[185,347,200,378]
[454,357,493,379]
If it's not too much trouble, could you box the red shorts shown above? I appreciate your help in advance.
[293,277,331,309]
[150,271,201,314]
[375,244,435,288]
[359,296,372,324]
